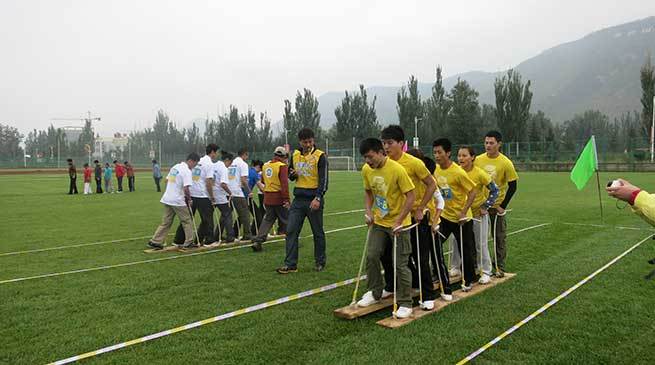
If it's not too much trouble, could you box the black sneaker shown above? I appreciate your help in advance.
[251,242,263,252]
[315,263,325,272]
[494,270,505,278]
[221,238,235,244]
[276,266,298,274]
[183,242,199,249]
[147,241,163,250]
[648,257,655,265]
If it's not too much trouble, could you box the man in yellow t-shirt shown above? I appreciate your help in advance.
[356,138,416,319]
[381,125,452,308]
[475,130,519,276]
[433,138,477,291]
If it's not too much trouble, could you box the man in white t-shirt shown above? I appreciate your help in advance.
[174,144,219,246]
[148,153,200,250]
[212,152,236,243]
[228,147,253,241]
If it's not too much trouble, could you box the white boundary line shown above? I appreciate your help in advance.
[0,225,366,285]
[0,209,366,257]
[456,233,654,364]
[47,274,366,365]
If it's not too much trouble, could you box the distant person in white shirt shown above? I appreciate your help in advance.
[148,153,200,250]
[228,147,253,241]
[174,144,219,247]
[212,151,236,243]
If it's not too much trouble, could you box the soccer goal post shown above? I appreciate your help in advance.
[327,156,355,171]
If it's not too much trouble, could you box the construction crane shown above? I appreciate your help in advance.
[50,111,102,167]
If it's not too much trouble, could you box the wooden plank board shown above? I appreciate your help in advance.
[376,273,516,329]
[334,283,442,320]
[143,245,181,254]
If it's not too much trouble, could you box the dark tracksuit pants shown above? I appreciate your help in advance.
[128,176,135,192]
[117,176,124,192]
[95,177,103,193]
[214,202,235,242]
[284,197,326,268]
[440,218,476,285]
[489,208,508,271]
[174,197,214,245]
[69,177,78,194]
[154,177,162,192]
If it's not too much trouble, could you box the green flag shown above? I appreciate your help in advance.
[570,136,598,190]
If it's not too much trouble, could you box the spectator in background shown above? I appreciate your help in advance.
[94,160,103,193]
[67,158,78,195]
[126,161,135,192]
[83,163,92,195]
[152,159,162,192]
[104,162,114,193]
[114,160,125,192]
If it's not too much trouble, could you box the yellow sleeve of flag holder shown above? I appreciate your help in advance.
[570,136,598,190]
[631,191,655,227]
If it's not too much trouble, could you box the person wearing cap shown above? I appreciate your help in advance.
[251,147,290,252]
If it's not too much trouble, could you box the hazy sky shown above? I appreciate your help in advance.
[1,0,653,136]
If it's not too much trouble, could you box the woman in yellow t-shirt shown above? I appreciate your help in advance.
[455,146,500,285]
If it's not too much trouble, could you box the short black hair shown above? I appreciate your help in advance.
[432,138,452,153]
[113,160,118,164]
[485,130,502,142]
[124,161,129,164]
[359,138,384,155]
[206,143,219,155]
[237,147,248,156]
[221,151,234,161]
[83,163,89,167]
[422,157,436,174]
[252,160,264,168]
[152,159,157,164]
[93,160,99,164]
[67,158,73,162]
[297,128,314,140]
[380,125,405,142]
[187,152,201,162]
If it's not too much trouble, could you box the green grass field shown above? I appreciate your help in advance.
[1,171,655,364]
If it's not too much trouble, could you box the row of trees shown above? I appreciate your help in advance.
[3,56,654,163]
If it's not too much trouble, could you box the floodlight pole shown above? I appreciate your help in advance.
[413,117,420,148]
[352,137,356,171]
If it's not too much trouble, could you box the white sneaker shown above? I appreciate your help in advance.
[394,306,413,319]
[440,293,453,301]
[357,291,379,307]
[449,268,461,277]
[478,274,491,284]
[461,284,472,292]
[381,289,393,299]
[421,300,435,310]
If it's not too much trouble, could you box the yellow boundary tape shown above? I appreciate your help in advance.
[456,233,653,365]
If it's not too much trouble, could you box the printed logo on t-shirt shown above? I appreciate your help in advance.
[192,166,202,182]
[436,175,452,200]
[168,168,179,183]
[374,195,389,217]
[228,166,238,180]
[483,164,497,181]
[265,167,273,178]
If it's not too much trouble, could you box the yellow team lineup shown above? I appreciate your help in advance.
[148,125,517,321]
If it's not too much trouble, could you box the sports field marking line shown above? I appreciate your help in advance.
[47,274,367,365]
[0,225,367,285]
[0,222,548,285]
[44,223,551,364]
[512,217,654,231]
[0,209,366,257]
[455,233,654,365]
